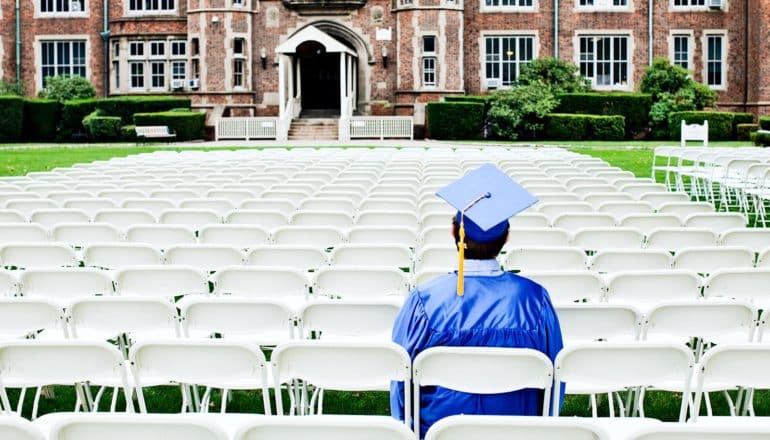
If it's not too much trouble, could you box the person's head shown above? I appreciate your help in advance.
[451,214,509,260]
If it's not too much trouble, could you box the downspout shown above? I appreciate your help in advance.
[100,0,110,96]
[743,0,749,112]
[15,0,21,85]
[648,0,653,66]
[553,0,559,58]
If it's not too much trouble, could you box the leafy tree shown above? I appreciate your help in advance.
[488,81,559,140]
[518,57,591,94]
[40,75,96,102]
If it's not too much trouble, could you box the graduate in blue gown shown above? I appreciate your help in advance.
[389,164,564,438]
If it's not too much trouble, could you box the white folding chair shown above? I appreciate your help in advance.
[424,415,610,440]
[159,209,221,231]
[93,209,156,230]
[657,202,714,221]
[620,215,682,236]
[419,226,456,248]
[508,213,550,228]
[347,226,418,247]
[704,268,770,309]
[312,266,409,299]
[521,271,605,304]
[4,199,58,218]
[672,246,755,274]
[114,266,209,299]
[572,227,645,252]
[67,296,180,343]
[356,210,420,229]
[298,299,401,341]
[83,243,163,269]
[0,416,43,440]
[51,223,122,247]
[720,228,770,253]
[271,341,411,418]
[360,199,416,212]
[179,296,294,345]
[645,228,718,252]
[29,209,90,229]
[537,202,594,221]
[300,198,357,217]
[556,304,641,345]
[179,199,237,216]
[631,423,770,440]
[130,340,271,414]
[639,192,692,210]
[234,416,415,440]
[589,249,672,273]
[211,266,309,308]
[63,199,118,218]
[619,183,668,200]
[505,228,572,249]
[0,210,26,223]
[271,226,346,249]
[1,243,79,269]
[19,268,114,306]
[503,247,587,272]
[642,301,755,348]
[246,245,329,273]
[684,213,747,234]
[122,199,176,218]
[290,211,354,229]
[413,347,554,435]
[0,298,66,340]
[205,190,257,205]
[553,343,694,421]
[198,224,269,248]
[97,190,146,204]
[240,199,296,216]
[0,224,49,243]
[126,225,197,249]
[597,201,655,221]
[582,192,635,208]
[43,413,229,440]
[551,214,616,231]
[0,269,19,296]
[605,270,702,311]
[330,244,413,270]
[164,245,245,272]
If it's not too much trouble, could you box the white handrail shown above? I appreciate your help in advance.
[349,116,413,140]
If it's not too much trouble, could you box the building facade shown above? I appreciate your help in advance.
[1,0,768,129]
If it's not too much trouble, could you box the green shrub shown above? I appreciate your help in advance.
[23,99,60,141]
[97,96,192,124]
[488,82,559,140]
[0,80,24,96]
[544,114,625,141]
[751,131,770,147]
[59,98,98,141]
[42,75,96,101]
[120,125,138,142]
[426,102,485,140]
[133,111,206,141]
[731,112,754,138]
[736,123,759,141]
[0,95,25,142]
[759,116,770,131]
[518,57,591,94]
[668,111,734,141]
[82,110,122,140]
[444,95,493,115]
[555,92,652,138]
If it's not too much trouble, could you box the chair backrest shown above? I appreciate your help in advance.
[620,214,682,235]
[62,198,117,217]
[179,198,236,216]
[347,226,418,247]
[126,225,197,249]
[29,209,91,229]
[643,300,755,346]
[122,199,175,218]
[631,424,770,440]
[246,245,329,272]
[597,201,655,220]
[0,416,44,440]
[240,199,296,216]
[0,298,65,340]
[312,266,409,299]
[234,415,415,440]
[164,245,245,271]
[639,192,691,210]
[356,210,420,229]
[589,249,672,273]
[330,244,413,270]
[503,247,587,272]
[720,228,770,253]
[290,210,354,229]
[704,268,770,309]
[424,415,610,440]
[645,228,718,251]
[556,304,641,345]
[684,213,747,234]
[505,228,571,248]
[551,213,617,231]
[93,209,156,230]
[271,226,346,249]
[114,265,209,298]
[159,209,221,231]
[657,202,714,221]
[19,268,114,304]
[0,210,26,223]
[51,223,122,247]
[681,120,708,147]
[672,246,755,274]
[68,296,179,341]
[521,271,605,304]
[0,223,49,243]
[83,243,164,269]
[508,213,550,228]
[572,227,645,252]
[605,270,702,310]
[197,224,269,247]
[300,198,357,216]
[45,413,229,440]
[299,299,401,341]
[211,266,309,300]
[1,243,80,269]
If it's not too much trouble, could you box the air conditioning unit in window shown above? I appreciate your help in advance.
[171,79,185,90]
[708,0,723,9]
[188,79,200,89]
[486,78,499,89]
[70,0,81,11]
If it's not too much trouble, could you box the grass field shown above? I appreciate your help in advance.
[1,144,768,419]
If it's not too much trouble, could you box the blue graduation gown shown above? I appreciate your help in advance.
[390,260,564,438]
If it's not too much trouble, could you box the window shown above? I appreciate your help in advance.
[112,42,120,57]
[706,34,724,87]
[579,0,627,6]
[129,41,144,57]
[150,61,165,88]
[233,59,244,88]
[171,61,186,81]
[191,38,200,56]
[192,59,200,79]
[423,36,436,54]
[484,35,534,87]
[150,41,165,57]
[130,62,144,88]
[41,0,85,13]
[128,0,174,13]
[117,37,188,91]
[579,35,629,88]
[234,38,245,55]
[113,61,120,88]
[40,41,87,87]
[423,57,436,86]
[484,0,533,7]
[672,34,690,70]
[171,40,186,56]
[673,0,704,5]
[233,0,244,5]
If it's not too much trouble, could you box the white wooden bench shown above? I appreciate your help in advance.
[135,126,176,142]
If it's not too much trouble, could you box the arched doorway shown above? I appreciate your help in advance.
[296,41,340,114]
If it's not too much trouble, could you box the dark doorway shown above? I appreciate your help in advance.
[298,41,340,113]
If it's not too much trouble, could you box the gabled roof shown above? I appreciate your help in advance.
[276,25,356,56]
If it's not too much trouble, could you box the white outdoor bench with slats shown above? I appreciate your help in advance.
[135,126,176,142]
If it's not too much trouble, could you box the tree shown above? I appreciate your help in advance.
[518,57,591,94]
[488,81,559,140]
[41,75,96,101]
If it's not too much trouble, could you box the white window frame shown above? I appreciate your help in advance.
[702,30,727,90]
[668,30,693,71]
[36,0,88,18]
[232,58,245,88]
[422,57,436,87]
[129,61,145,89]
[125,0,176,16]
[481,0,536,13]
[149,40,165,58]
[38,39,88,89]
[129,41,144,58]
[171,60,186,81]
[150,61,165,89]
[669,0,721,11]
[481,32,537,90]
[575,0,633,12]
[170,40,186,57]
[575,31,633,91]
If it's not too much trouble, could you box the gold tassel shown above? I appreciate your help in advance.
[457,218,466,296]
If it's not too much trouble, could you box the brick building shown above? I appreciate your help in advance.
[1,0,767,130]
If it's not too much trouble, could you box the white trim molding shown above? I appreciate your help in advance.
[33,0,89,19]
[478,30,539,92]
[574,0,634,13]
[480,0,538,14]
[668,29,694,72]
[573,29,635,91]
[33,34,92,95]
[701,29,728,91]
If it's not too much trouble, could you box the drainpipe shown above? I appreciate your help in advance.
[15,0,21,85]
[100,0,110,96]
[743,0,749,112]
[553,0,559,58]
[648,0,653,65]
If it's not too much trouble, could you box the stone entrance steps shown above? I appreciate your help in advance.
[287,118,339,141]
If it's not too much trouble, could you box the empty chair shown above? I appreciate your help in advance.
[347,226,418,247]
[261,190,307,205]
[93,209,156,230]
[553,343,694,420]
[179,198,236,216]
[425,415,610,440]
[556,304,641,345]
[212,266,309,306]
[83,243,163,269]
[642,301,756,346]
[179,296,294,345]
[19,268,114,305]
[597,201,655,221]
[537,202,594,221]
[572,227,645,252]
[198,224,269,248]
[29,209,90,228]
[720,228,770,253]
[122,199,176,218]
[225,210,289,230]
[67,296,179,342]
[415,245,457,273]
[508,213,550,228]
[246,245,329,272]
[299,198,356,217]
[0,224,49,243]
[126,224,197,249]
[631,424,770,440]
[0,415,43,440]
[704,268,770,309]
[97,189,146,204]
[620,214,682,235]
[205,189,257,205]
[271,340,411,417]
[582,192,635,207]
[0,298,66,340]
[360,198,417,212]
[552,213,616,230]
[164,245,245,272]
[521,271,605,304]
[657,202,714,221]
[173,183,217,196]
[605,270,702,311]
[272,226,346,249]
[4,199,58,218]
[619,183,668,200]
[536,193,582,204]
[313,266,409,299]
[62,198,117,217]
[148,190,199,205]
[590,249,672,273]
[0,269,18,296]
[683,212,747,234]
[0,243,78,268]
[413,347,554,436]
[505,228,572,249]
[130,340,271,414]
[114,266,209,299]
[356,210,420,229]
[503,247,587,272]
[240,199,296,216]
[299,299,402,341]
[51,223,122,247]
[672,246,755,274]
[330,244,413,270]
[235,416,414,440]
[159,209,221,231]
[43,413,229,440]
[0,210,26,223]
[419,226,456,247]
[291,211,354,229]
[645,228,718,251]
[639,192,692,210]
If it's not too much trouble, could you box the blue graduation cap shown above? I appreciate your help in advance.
[436,164,538,296]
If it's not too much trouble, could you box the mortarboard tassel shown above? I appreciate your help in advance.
[457,217,466,296]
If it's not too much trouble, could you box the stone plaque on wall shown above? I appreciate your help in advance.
[266,7,280,28]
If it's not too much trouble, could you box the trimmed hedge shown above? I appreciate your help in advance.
[23,99,60,142]
[736,123,759,141]
[59,98,98,141]
[730,112,754,138]
[97,96,192,124]
[668,111,738,141]
[0,96,25,142]
[83,111,122,140]
[444,95,493,114]
[120,125,138,142]
[760,116,770,131]
[751,131,770,147]
[426,102,484,140]
[544,114,625,141]
[133,111,205,141]
[555,92,652,138]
